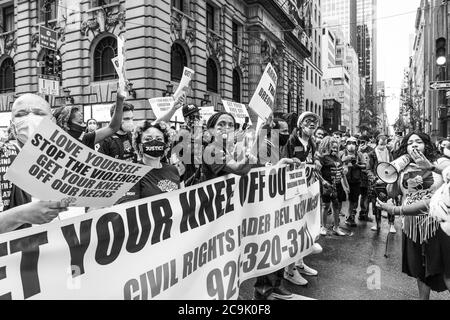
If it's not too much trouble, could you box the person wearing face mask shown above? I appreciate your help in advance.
[314,126,326,150]
[121,121,180,202]
[340,137,366,227]
[376,132,450,299]
[438,138,450,157]
[52,90,126,149]
[86,119,98,133]
[0,94,69,233]
[367,134,396,232]
[357,135,374,222]
[98,103,137,163]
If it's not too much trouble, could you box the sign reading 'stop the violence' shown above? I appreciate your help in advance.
[5,118,151,207]
[39,25,57,51]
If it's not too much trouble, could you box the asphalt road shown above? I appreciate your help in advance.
[239,204,450,300]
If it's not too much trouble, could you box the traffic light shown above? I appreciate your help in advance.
[54,52,62,80]
[46,52,55,75]
[436,37,446,66]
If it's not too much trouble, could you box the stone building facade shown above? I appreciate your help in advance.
[0,0,312,126]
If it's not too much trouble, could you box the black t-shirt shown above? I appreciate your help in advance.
[202,144,230,181]
[286,134,316,163]
[98,133,136,162]
[320,154,344,184]
[81,131,96,150]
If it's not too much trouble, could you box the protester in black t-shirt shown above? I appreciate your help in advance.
[0,94,69,233]
[53,90,126,149]
[122,121,180,201]
[99,102,137,163]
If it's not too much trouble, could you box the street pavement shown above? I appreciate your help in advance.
[239,204,450,300]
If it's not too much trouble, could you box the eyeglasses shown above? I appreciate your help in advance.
[303,119,318,125]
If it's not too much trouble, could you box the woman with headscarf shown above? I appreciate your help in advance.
[377,131,450,299]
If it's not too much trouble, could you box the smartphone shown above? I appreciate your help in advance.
[242,117,249,131]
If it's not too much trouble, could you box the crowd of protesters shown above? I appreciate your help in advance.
[0,88,449,300]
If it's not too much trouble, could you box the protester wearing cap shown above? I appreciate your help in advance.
[0,94,69,234]
[53,90,126,149]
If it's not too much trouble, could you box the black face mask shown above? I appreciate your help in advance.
[279,134,289,147]
[143,140,166,158]
[68,123,86,140]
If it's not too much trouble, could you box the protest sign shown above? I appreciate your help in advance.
[4,118,151,207]
[173,67,195,101]
[111,35,127,96]
[222,100,252,125]
[0,166,320,300]
[148,97,184,123]
[285,164,308,200]
[198,106,215,124]
[248,63,277,121]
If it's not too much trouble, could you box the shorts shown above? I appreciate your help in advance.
[322,182,346,203]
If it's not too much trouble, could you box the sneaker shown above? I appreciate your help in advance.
[269,287,293,300]
[311,243,323,254]
[358,214,373,222]
[333,226,346,236]
[389,224,396,234]
[371,225,380,231]
[296,262,318,276]
[320,227,328,236]
[284,268,308,286]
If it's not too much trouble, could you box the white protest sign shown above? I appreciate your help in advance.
[0,166,320,300]
[111,35,127,96]
[198,106,215,124]
[173,67,195,101]
[285,164,308,200]
[222,100,252,125]
[248,63,277,121]
[148,97,185,123]
[5,118,151,207]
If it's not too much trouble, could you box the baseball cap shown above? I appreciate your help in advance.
[297,111,319,127]
[182,104,200,118]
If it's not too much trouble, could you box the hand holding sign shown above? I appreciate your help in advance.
[20,201,68,225]
[173,67,195,101]
[111,35,128,97]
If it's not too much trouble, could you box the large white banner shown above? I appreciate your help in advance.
[0,166,320,300]
[4,118,151,207]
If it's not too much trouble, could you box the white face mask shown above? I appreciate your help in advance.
[121,120,134,133]
[13,114,44,145]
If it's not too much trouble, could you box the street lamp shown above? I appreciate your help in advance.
[201,93,211,106]
[63,88,74,104]
[162,83,174,97]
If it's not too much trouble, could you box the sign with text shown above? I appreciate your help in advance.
[199,106,215,124]
[285,164,308,200]
[39,25,57,51]
[5,118,151,207]
[430,81,450,90]
[0,166,320,299]
[248,63,277,121]
[173,67,195,101]
[148,97,185,123]
[111,35,127,96]
[222,100,252,125]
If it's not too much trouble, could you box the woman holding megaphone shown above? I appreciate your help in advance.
[376,132,450,299]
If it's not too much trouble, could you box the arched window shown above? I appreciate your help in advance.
[305,99,309,111]
[171,43,188,82]
[0,57,14,93]
[232,68,241,102]
[207,58,218,93]
[93,36,118,81]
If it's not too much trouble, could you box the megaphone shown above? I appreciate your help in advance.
[376,155,411,184]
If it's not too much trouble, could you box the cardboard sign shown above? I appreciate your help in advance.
[222,100,252,125]
[5,118,151,207]
[148,97,185,123]
[111,35,127,96]
[285,164,308,200]
[173,67,195,101]
[248,63,277,121]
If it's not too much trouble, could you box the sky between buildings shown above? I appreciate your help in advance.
[377,0,420,131]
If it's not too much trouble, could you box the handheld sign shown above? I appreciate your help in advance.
[173,67,195,101]
[199,106,215,125]
[248,63,277,121]
[285,164,308,200]
[222,100,252,125]
[111,35,127,96]
[148,97,185,123]
[5,118,151,207]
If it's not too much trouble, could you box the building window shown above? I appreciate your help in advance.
[314,103,318,114]
[311,70,313,83]
[306,65,309,80]
[207,58,218,93]
[38,0,57,23]
[92,0,117,7]
[3,5,14,32]
[319,76,321,89]
[0,57,14,93]
[206,3,215,31]
[310,100,314,111]
[171,0,184,11]
[315,73,317,87]
[232,21,239,46]
[171,43,188,82]
[93,36,118,81]
[305,99,309,111]
[232,68,241,103]
[287,92,291,113]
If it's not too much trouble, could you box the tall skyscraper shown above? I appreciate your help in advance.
[357,0,377,99]
[322,0,357,49]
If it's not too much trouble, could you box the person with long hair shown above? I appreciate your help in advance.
[377,131,450,299]
[318,136,349,236]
